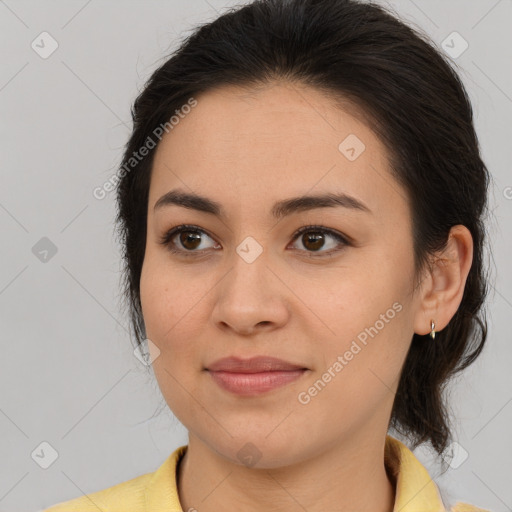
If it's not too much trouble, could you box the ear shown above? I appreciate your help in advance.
[413,225,474,336]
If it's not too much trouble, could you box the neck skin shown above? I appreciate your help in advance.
[177,428,396,512]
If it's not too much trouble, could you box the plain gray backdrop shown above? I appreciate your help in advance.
[1,1,511,511]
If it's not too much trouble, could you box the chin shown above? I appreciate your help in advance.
[208,433,313,470]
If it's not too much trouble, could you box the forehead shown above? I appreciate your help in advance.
[149,82,409,224]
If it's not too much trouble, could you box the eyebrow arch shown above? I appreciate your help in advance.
[153,188,372,220]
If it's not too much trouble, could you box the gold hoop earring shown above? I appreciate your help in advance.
[430,320,436,340]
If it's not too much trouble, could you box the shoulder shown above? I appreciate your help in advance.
[450,502,492,512]
[41,471,153,512]
[40,445,187,512]
[384,435,492,512]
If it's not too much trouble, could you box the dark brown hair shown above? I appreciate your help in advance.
[115,0,492,458]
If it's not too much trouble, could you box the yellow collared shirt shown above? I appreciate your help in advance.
[42,435,490,512]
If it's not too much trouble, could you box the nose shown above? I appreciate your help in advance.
[210,250,290,336]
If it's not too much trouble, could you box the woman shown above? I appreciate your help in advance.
[43,0,492,510]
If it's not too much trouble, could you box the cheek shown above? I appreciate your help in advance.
[140,256,199,338]
[139,257,211,380]
[140,260,203,423]
[314,268,411,386]
[314,266,396,336]
[303,313,410,433]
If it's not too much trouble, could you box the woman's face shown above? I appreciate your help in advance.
[140,82,425,467]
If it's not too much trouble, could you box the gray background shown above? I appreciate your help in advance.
[0,1,510,511]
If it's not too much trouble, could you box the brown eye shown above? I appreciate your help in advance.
[159,224,349,258]
[159,225,219,256]
[178,230,203,251]
[300,232,326,251]
[290,226,349,256]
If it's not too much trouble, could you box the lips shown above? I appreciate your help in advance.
[205,356,308,396]
[206,356,307,373]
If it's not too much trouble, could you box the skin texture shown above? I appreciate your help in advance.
[139,81,473,512]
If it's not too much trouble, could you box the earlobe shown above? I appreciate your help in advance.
[413,225,474,337]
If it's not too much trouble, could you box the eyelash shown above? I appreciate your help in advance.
[158,224,350,259]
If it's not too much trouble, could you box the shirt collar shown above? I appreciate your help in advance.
[385,435,446,512]
[145,435,446,512]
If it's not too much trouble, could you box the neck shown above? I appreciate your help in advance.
[177,431,396,512]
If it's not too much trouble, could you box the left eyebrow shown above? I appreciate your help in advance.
[153,188,372,221]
